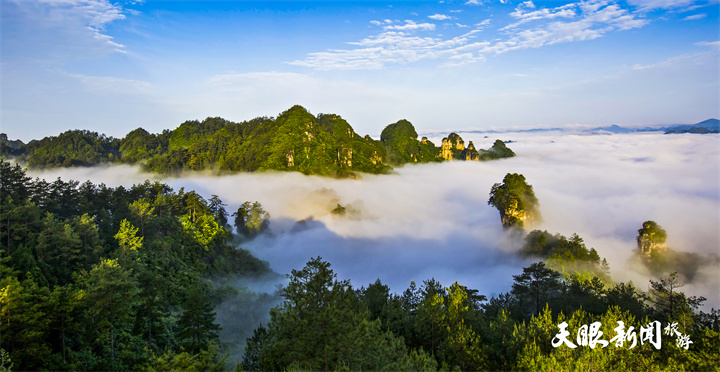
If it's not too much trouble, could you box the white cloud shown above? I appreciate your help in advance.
[683,13,707,20]
[695,40,720,48]
[290,0,649,70]
[465,0,483,5]
[627,0,698,11]
[503,1,576,29]
[429,14,452,20]
[384,20,436,31]
[475,19,492,28]
[3,0,130,63]
[67,73,153,94]
[520,1,536,9]
[35,0,127,27]
[370,20,382,26]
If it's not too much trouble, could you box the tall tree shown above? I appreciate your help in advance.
[232,201,269,238]
[0,275,52,370]
[114,219,143,262]
[129,199,154,237]
[443,282,485,370]
[207,195,229,228]
[511,262,562,317]
[83,259,139,367]
[177,283,220,354]
[648,272,705,329]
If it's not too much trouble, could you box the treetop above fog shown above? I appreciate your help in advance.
[488,173,540,230]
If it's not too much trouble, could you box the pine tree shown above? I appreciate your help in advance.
[177,283,220,353]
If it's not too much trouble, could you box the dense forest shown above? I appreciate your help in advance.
[1,161,718,371]
[0,161,275,371]
[0,106,515,178]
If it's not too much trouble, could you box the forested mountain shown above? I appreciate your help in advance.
[2,105,515,177]
[0,161,274,371]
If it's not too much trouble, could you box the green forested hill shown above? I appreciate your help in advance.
[4,105,515,177]
[0,161,274,371]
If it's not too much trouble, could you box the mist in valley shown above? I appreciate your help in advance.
[28,132,720,311]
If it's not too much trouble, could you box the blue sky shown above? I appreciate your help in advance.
[2,0,718,141]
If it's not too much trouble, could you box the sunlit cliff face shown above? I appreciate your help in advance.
[28,132,720,307]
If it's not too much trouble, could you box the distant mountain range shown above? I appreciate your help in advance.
[588,118,719,134]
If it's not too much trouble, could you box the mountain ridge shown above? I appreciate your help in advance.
[1,105,515,178]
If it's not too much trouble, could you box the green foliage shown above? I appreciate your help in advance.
[243,257,718,371]
[511,262,563,317]
[119,128,166,163]
[0,275,52,370]
[18,106,515,177]
[145,342,227,372]
[381,119,422,164]
[248,257,436,371]
[479,139,516,160]
[488,173,540,229]
[2,160,716,370]
[512,304,720,371]
[115,219,143,258]
[0,161,271,370]
[638,220,668,244]
[25,130,119,167]
[522,230,610,281]
[232,201,270,239]
[178,283,221,353]
[648,272,706,326]
[636,220,718,283]
[0,348,13,372]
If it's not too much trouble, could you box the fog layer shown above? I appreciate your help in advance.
[29,132,720,306]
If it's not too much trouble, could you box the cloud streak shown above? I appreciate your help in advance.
[2,0,130,61]
[288,0,649,70]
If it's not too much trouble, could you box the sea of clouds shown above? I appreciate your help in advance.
[28,132,720,308]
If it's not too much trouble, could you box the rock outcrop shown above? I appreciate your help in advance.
[636,221,668,258]
[285,149,294,167]
[440,133,465,160]
[488,173,541,230]
[461,141,479,161]
[338,147,352,167]
[499,199,530,229]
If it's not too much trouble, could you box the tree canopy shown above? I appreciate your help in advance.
[6,106,515,178]
[0,161,272,370]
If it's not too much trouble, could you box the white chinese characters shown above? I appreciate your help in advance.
[552,321,692,350]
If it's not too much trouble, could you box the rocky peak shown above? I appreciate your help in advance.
[448,133,464,150]
[461,141,479,161]
[636,221,668,258]
[440,133,466,160]
[488,173,541,230]
[498,199,532,230]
